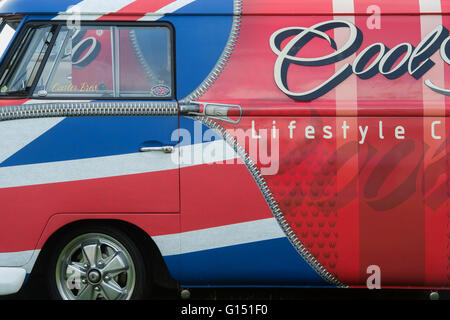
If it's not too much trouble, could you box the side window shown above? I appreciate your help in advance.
[37,26,114,97]
[119,27,172,98]
[0,25,55,94]
[0,22,174,99]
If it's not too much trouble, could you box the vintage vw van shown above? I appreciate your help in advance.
[0,0,448,300]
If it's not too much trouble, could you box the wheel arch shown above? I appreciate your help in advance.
[31,217,178,290]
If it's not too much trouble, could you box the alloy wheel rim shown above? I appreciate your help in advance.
[55,233,136,300]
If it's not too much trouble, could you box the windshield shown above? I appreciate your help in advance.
[0,18,20,59]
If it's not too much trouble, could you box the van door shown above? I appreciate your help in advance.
[0,22,179,214]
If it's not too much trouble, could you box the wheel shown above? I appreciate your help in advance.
[46,225,149,300]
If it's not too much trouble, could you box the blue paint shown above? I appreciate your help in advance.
[0,116,179,167]
[0,0,82,15]
[164,0,233,99]
[179,116,222,146]
[0,117,224,167]
[163,237,330,286]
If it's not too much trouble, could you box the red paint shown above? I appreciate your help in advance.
[181,163,274,233]
[197,1,449,288]
[98,0,175,20]
[0,169,179,252]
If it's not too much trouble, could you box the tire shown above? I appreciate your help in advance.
[46,224,150,300]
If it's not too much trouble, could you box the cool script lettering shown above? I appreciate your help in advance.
[270,20,450,101]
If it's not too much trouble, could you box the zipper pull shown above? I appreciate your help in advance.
[180,101,242,124]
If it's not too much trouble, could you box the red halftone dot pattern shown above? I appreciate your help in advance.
[265,132,339,277]
[218,116,340,280]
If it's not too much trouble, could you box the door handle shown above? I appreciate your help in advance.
[139,146,175,153]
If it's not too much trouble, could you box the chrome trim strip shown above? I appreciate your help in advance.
[0,101,178,121]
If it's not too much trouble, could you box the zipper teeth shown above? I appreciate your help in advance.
[196,115,347,288]
[181,0,243,103]
[0,101,178,121]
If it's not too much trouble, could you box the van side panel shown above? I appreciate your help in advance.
[0,0,448,291]
[181,4,449,287]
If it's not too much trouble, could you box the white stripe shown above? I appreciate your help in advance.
[0,268,26,295]
[0,118,65,164]
[0,250,34,267]
[332,0,359,264]
[419,0,445,116]
[0,140,238,188]
[139,14,164,22]
[332,0,354,14]
[139,0,197,21]
[332,0,357,116]
[0,250,40,273]
[23,250,40,274]
[153,218,285,256]
[53,0,136,20]
[419,0,442,13]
